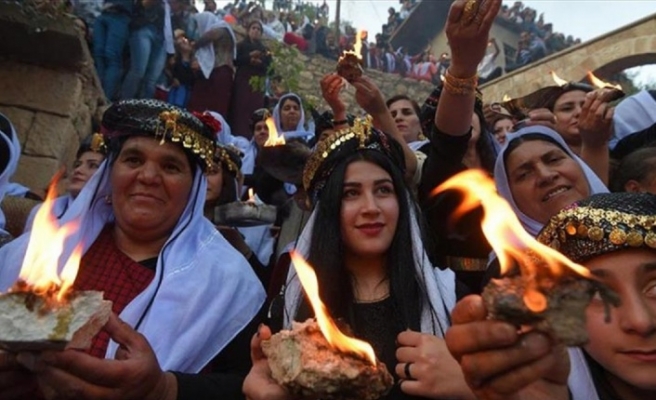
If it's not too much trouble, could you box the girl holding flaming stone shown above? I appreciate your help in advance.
[447,192,656,400]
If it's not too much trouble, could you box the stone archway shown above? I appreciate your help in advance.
[481,13,656,103]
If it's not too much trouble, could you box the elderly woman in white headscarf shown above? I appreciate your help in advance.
[0,114,21,247]
[0,100,265,399]
[495,125,609,238]
[187,11,237,116]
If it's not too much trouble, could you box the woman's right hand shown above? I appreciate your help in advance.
[445,0,502,77]
[0,351,39,399]
[243,325,291,400]
[320,74,347,116]
[445,296,570,400]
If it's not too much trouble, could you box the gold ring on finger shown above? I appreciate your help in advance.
[463,0,479,25]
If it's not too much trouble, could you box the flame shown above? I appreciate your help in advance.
[339,29,364,61]
[290,251,377,364]
[264,117,285,146]
[550,71,568,87]
[247,188,256,203]
[587,71,622,91]
[503,94,511,102]
[432,170,591,313]
[15,174,81,302]
[440,74,445,82]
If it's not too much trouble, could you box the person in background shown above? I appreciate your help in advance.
[477,37,501,85]
[93,0,133,100]
[120,0,172,99]
[24,133,108,232]
[229,20,272,138]
[610,146,656,194]
[0,114,21,248]
[187,12,237,116]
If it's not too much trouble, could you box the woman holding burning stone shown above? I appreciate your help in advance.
[446,192,656,400]
[244,117,477,400]
[0,99,265,399]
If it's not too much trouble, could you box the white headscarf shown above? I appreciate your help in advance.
[207,111,250,152]
[0,152,265,373]
[611,89,656,150]
[282,195,456,336]
[193,11,237,79]
[494,126,609,237]
[273,93,314,142]
[0,114,21,236]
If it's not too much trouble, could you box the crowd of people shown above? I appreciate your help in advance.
[1,0,656,400]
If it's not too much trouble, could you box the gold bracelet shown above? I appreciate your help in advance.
[443,69,478,96]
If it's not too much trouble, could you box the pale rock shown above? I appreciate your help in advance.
[0,290,112,352]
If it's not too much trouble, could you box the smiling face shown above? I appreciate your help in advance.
[584,248,656,397]
[68,151,105,198]
[505,139,589,224]
[280,98,301,132]
[110,137,193,241]
[340,160,399,261]
[552,90,586,146]
[388,99,422,143]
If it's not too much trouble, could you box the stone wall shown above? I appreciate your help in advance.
[0,2,106,194]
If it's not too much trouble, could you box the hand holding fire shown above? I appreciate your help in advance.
[243,324,292,400]
[15,314,175,400]
[320,73,347,117]
[395,331,474,399]
[445,296,570,400]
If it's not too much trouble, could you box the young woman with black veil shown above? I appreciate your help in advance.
[244,119,474,400]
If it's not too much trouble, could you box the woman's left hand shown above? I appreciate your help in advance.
[395,330,475,399]
[18,314,175,400]
[351,76,387,117]
[578,89,615,149]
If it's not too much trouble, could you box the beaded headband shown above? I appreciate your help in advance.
[101,99,216,170]
[302,115,404,206]
[537,193,656,262]
[211,144,241,176]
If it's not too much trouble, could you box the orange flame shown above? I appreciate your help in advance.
[290,251,377,364]
[550,71,568,87]
[503,94,511,102]
[16,175,81,302]
[264,117,285,147]
[587,71,622,91]
[432,170,591,313]
[247,188,256,204]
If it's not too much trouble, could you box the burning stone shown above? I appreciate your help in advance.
[336,53,363,83]
[262,319,393,400]
[0,287,112,352]
[482,269,620,346]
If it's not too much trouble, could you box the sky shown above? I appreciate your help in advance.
[207,0,656,84]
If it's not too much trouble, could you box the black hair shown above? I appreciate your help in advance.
[503,132,569,167]
[610,146,656,192]
[296,150,423,333]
